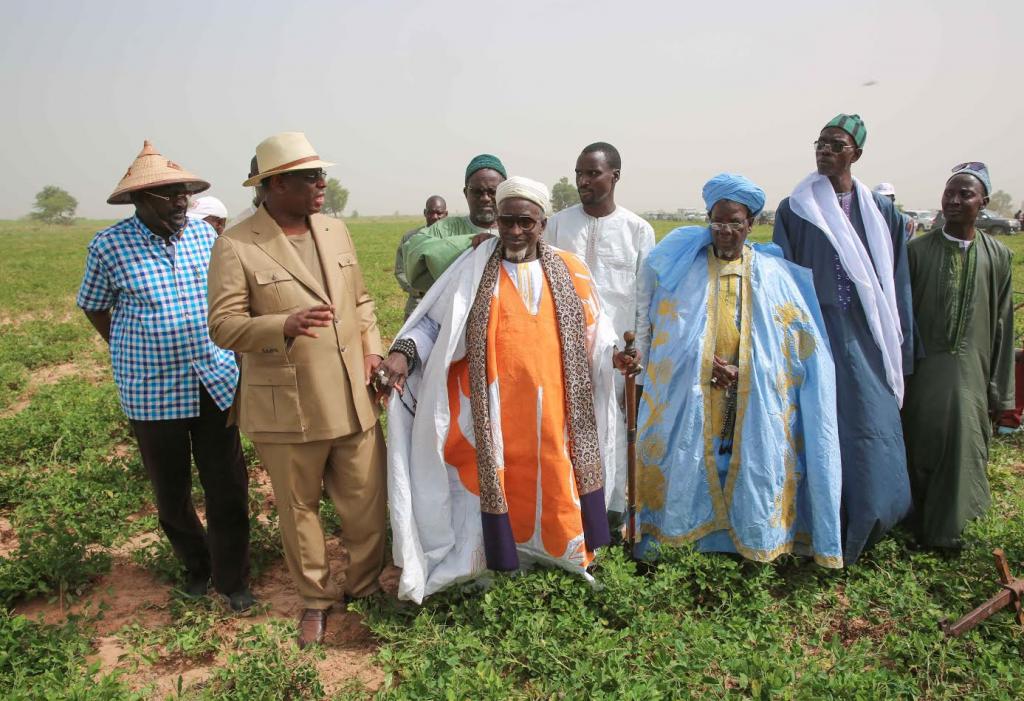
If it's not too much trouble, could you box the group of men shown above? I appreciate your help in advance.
[77,113,1015,647]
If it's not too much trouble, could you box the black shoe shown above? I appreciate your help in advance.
[183,574,209,598]
[227,588,256,613]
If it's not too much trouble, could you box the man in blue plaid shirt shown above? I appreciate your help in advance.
[77,141,253,612]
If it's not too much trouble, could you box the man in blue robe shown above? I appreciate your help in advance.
[634,174,843,567]
[773,114,914,564]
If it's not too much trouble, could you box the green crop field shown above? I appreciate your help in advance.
[1,217,1023,699]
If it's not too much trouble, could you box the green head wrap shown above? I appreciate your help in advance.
[465,154,507,182]
[824,113,867,148]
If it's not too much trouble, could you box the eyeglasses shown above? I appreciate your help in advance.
[498,214,541,231]
[145,190,190,204]
[288,169,328,184]
[710,222,748,234]
[814,140,855,154]
[467,187,497,199]
[952,161,987,173]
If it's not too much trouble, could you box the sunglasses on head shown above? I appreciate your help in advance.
[951,161,987,173]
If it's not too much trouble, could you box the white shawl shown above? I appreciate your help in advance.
[789,173,904,405]
[386,239,621,603]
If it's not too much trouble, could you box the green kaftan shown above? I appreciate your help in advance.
[903,229,1014,546]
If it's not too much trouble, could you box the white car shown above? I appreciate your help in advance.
[903,209,937,231]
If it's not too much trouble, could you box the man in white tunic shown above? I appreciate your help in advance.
[543,142,655,512]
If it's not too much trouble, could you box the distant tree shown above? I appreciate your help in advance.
[351,210,359,219]
[988,190,1014,217]
[323,178,349,217]
[30,185,77,224]
[551,177,580,212]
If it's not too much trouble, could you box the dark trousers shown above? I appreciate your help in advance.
[130,385,250,594]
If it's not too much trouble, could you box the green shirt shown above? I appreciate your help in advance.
[401,216,495,293]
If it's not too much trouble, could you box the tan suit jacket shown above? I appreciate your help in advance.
[207,206,383,444]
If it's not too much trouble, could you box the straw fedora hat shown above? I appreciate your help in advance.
[243,132,334,187]
[107,141,210,205]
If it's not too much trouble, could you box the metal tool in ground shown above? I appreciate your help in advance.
[940,548,1024,636]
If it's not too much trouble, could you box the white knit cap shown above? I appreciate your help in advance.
[496,176,551,215]
[187,195,228,220]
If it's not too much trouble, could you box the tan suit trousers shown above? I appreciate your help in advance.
[256,425,386,608]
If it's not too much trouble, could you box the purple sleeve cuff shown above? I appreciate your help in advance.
[580,488,610,551]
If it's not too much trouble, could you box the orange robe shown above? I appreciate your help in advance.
[445,257,598,567]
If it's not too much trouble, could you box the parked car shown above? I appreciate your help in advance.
[903,209,937,231]
[932,209,1021,235]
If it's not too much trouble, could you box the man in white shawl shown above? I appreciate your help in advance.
[772,113,914,564]
[377,176,639,603]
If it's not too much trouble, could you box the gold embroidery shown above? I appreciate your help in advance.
[721,251,753,516]
[699,249,731,528]
[656,298,678,318]
[645,358,673,386]
[767,302,816,532]
[640,396,668,432]
[637,459,667,512]
[641,435,667,463]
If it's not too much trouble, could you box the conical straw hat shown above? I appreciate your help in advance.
[243,132,334,187]
[107,140,210,205]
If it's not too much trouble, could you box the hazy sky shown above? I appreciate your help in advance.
[1,0,1022,220]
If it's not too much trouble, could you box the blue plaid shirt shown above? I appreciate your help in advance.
[77,216,239,421]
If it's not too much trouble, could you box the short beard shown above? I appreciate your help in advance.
[503,246,530,263]
[473,210,496,226]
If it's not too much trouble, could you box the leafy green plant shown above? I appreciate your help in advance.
[119,597,226,666]
[0,610,137,700]
[188,621,323,700]
[0,517,112,607]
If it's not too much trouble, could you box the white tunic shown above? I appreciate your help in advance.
[543,204,655,353]
[543,204,654,512]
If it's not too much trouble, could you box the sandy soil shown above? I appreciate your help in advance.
[0,514,19,558]
[13,470,385,698]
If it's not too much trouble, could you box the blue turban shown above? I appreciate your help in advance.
[701,173,766,217]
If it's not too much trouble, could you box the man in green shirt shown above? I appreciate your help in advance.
[401,154,506,294]
[902,162,1015,549]
[394,195,448,319]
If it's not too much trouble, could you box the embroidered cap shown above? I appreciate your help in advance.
[824,113,867,148]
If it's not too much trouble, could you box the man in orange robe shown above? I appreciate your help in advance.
[380,177,639,602]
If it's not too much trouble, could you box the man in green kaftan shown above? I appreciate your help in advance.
[394,195,448,320]
[903,162,1015,548]
[401,155,507,293]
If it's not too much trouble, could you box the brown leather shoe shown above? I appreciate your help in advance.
[297,608,328,649]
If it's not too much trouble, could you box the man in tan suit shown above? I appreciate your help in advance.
[207,132,385,648]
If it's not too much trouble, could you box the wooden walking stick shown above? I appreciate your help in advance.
[623,331,639,558]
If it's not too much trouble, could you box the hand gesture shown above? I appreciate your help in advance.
[471,232,495,249]
[284,305,334,339]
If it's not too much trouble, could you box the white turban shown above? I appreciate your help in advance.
[187,195,228,220]
[496,176,551,216]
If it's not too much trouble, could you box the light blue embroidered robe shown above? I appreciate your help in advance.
[635,227,843,567]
